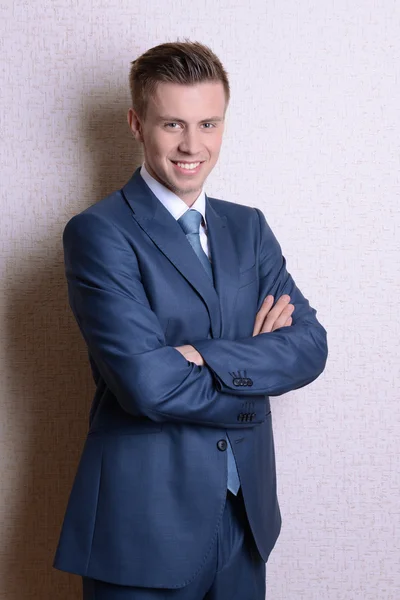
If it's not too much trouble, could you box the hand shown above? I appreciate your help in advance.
[174,344,205,366]
[252,294,294,336]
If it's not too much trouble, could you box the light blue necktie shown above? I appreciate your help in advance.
[177,208,241,496]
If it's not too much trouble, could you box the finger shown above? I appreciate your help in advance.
[260,295,291,333]
[273,303,294,330]
[262,300,293,334]
[270,304,294,332]
[252,295,274,336]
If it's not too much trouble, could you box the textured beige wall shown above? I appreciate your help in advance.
[1,1,399,599]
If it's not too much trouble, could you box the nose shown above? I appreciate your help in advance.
[178,127,202,155]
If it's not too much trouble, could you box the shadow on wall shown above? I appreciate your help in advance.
[2,90,142,599]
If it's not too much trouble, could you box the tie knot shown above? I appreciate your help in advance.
[177,209,203,235]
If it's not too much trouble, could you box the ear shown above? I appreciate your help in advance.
[127,108,144,143]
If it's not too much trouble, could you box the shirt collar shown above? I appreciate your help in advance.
[140,162,207,225]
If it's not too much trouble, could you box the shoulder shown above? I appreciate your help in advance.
[68,189,129,222]
[207,196,258,221]
[63,189,130,238]
[207,196,272,236]
[208,196,278,249]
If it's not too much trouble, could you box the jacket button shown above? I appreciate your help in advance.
[217,439,227,451]
[233,378,241,386]
[247,378,253,386]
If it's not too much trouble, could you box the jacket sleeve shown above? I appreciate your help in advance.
[191,207,328,396]
[63,211,267,428]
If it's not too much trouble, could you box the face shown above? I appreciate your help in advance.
[128,80,227,205]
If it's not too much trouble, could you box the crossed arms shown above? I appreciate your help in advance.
[63,207,327,429]
[175,293,295,365]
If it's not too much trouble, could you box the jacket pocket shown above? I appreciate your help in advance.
[238,263,257,288]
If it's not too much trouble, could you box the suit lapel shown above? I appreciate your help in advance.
[205,196,241,339]
[122,168,227,338]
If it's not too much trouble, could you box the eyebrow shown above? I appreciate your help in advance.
[157,116,224,123]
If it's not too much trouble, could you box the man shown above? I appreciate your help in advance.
[53,41,328,599]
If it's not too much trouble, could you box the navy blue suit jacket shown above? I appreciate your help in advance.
[53,167,328,588]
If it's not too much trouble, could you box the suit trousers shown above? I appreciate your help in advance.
[82,489,266,600]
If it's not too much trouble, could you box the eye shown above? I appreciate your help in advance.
[202,122,216,129]
[164,122,181,129]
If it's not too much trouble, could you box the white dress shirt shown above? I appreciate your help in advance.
[140,162,210,260]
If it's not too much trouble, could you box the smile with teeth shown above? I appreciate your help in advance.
[174,161,202,170]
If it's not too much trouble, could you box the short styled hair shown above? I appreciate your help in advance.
[129,40,230,119]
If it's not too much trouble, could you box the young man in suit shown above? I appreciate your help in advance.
[53,41,328,599]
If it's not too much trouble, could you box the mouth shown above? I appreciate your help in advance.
[170,160,204,175]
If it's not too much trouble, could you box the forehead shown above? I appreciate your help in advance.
[146,81,226,120]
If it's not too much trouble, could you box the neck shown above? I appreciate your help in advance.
[144,162,203,206]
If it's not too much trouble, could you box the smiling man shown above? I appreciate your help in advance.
[128,79,225,203]
[53,41,328,599]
